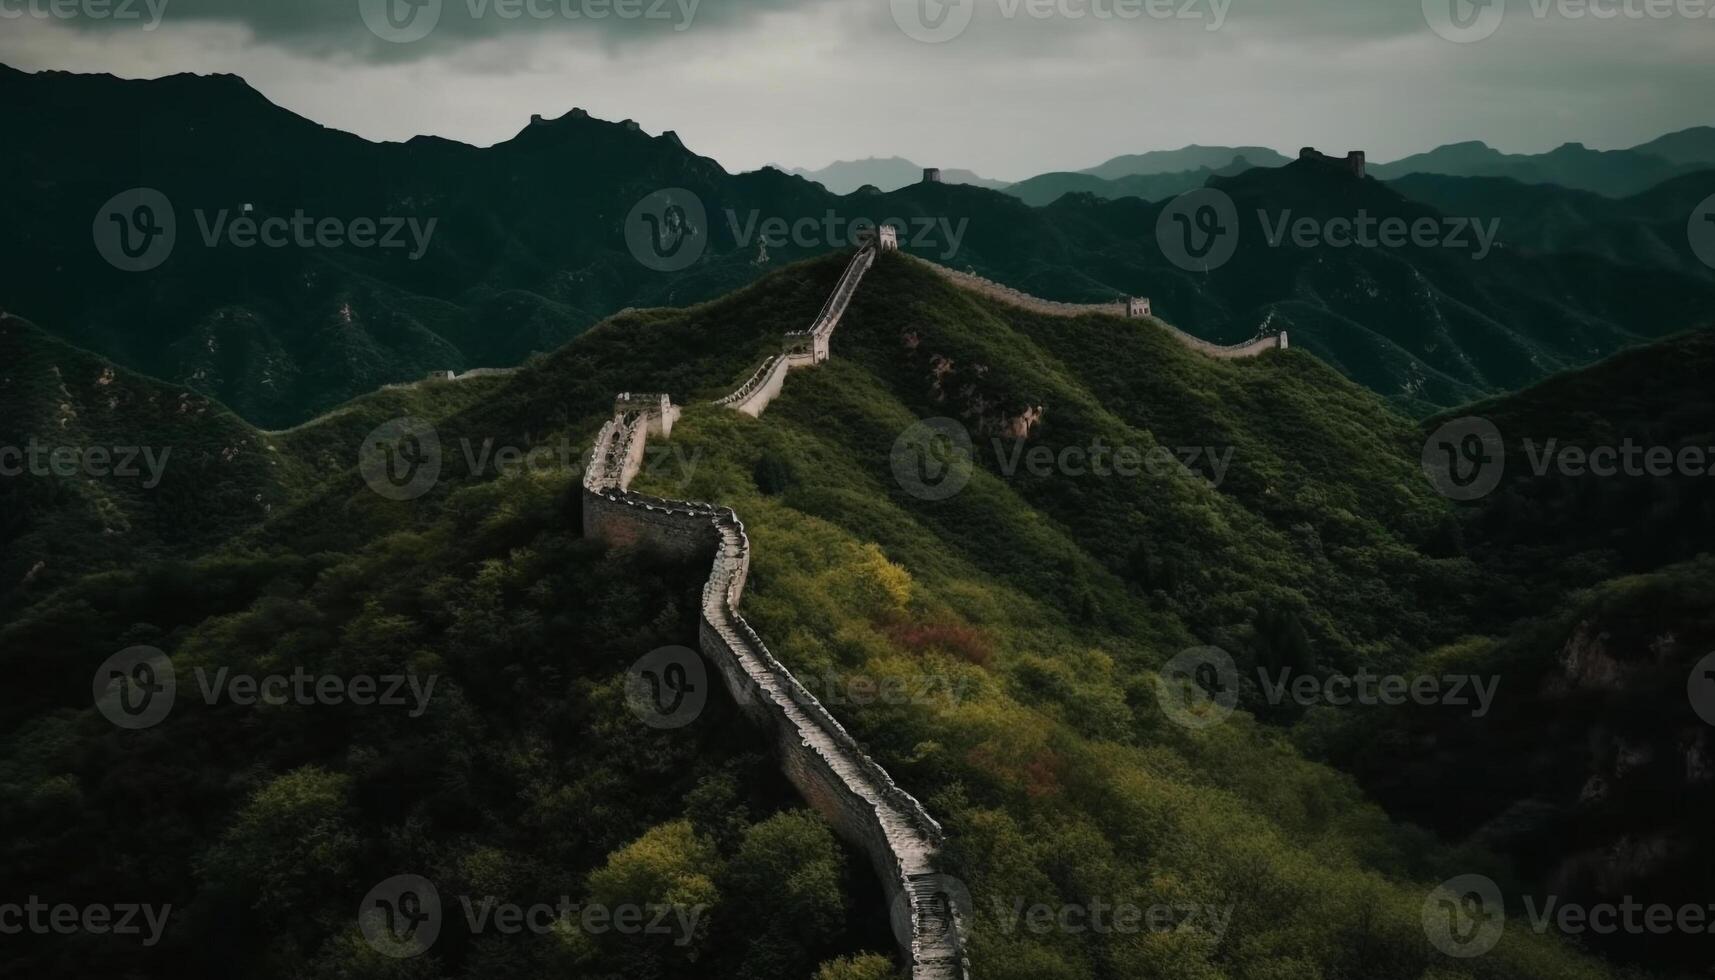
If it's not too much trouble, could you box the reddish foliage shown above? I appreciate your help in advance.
[886,621,993,667]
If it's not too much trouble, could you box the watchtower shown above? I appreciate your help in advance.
[923,168,943,184]
[1298,147,1366,179]
[614,392,678,437]
[1125,297,1152,318]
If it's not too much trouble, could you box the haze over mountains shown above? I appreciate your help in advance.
[788,130,1715,202]
[8,44,1715,980]
[4,64,1713,431]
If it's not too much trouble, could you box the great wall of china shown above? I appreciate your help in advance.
[908,255,1289,359]
[580,243,1286,979]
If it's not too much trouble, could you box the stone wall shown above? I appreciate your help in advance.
[583,262,969,978]
[714,247,877,418]
[910,255,1288,358]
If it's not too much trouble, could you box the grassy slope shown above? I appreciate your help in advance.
[6,250,1691,978]
[0,256,889,979]
[631,253,1610,980]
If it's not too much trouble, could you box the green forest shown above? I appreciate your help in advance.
[2,250,1711,979]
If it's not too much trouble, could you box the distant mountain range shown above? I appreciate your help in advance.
[788,130,1715,206]
[5,63,1713,428]
[1003,154,1264,207]
[777,156,1009,194]
[1075,144,1295,180]
[1368,131,1715,196]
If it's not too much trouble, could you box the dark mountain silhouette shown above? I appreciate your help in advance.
[1077,143,1292,179]
[1388,169,1715,274]
[779,156,1007,194]
[1002,154,1260,206]
[1369,138,1715,196]
[6,65,1713,427]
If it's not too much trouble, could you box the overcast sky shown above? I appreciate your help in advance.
[2,0,1710,180]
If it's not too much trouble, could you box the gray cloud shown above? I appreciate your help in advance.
[49,0,822,57]
[2,0,1709,180]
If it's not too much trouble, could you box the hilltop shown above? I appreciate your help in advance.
[9,66,1715,428]
[10,249,1708,977]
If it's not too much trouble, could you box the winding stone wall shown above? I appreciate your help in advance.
[714,248,877,417]
[583,247,969,980]
[910,254,1288,358]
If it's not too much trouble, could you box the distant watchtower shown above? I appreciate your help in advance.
[1125,297,1151,318]
[859,224,900,251]
[922,168,943,184]
[1298,147,1366,179]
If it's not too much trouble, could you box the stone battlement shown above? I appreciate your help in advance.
[911,255,1287,358]
[584,248,968,979]
[1298,146,1367,179]
[718,247,877,416]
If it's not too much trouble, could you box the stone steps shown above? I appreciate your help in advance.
[582,248,968,980]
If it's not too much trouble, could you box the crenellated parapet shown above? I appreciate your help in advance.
[715,246,877,417]
[909,255,1287,358]
[582,255,969,979]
